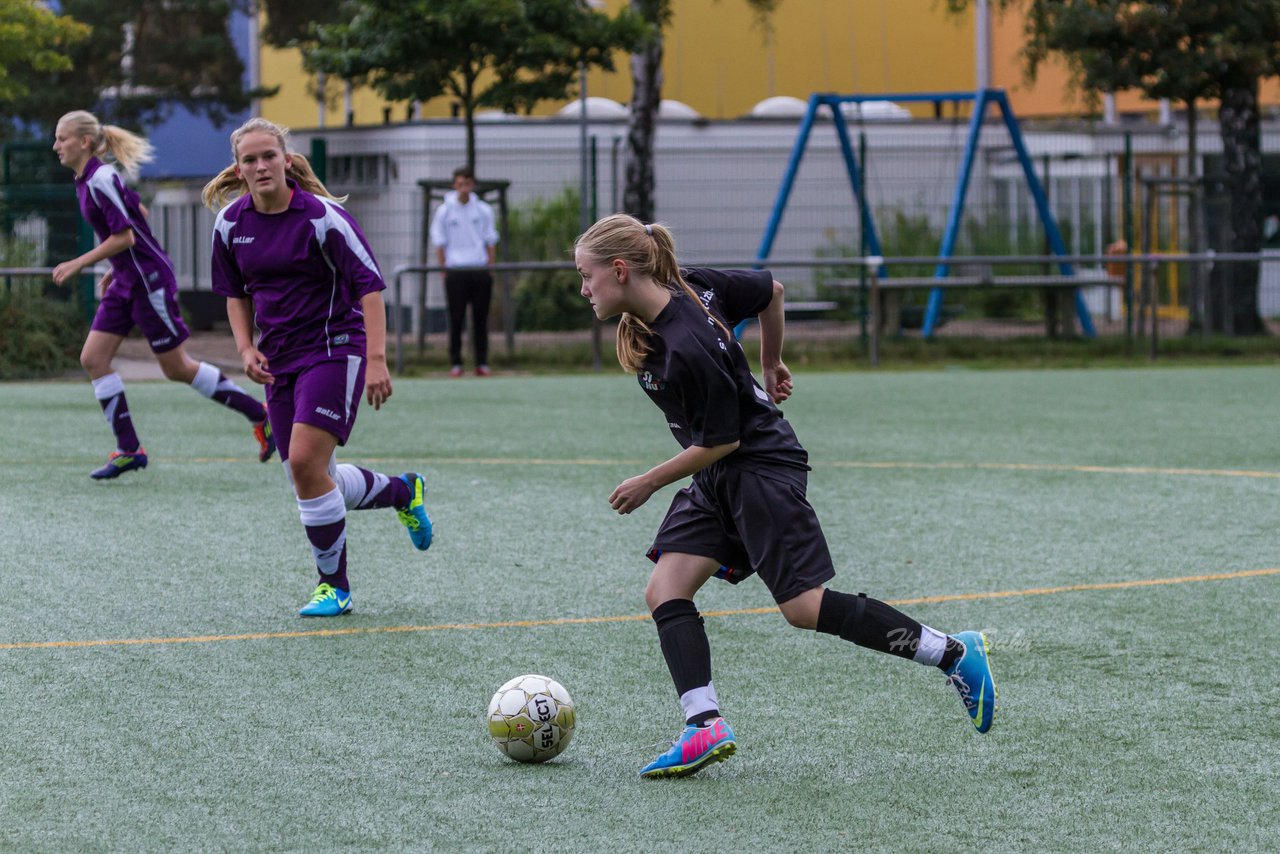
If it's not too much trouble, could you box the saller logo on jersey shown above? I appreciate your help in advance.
[233,236,254,244]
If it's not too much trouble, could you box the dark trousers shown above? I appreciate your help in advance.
[444,269,493,367]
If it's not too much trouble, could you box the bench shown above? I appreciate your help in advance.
[785,299,839,319]
[824,272,1123,365]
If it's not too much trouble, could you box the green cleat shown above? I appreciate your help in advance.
[299,582,351,617]
[396,472,434,551]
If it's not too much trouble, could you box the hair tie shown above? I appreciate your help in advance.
[644,223,653,237]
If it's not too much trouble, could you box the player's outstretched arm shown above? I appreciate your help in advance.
[51,229,135,286]
[361,290,392,410]
[758,279,792,403]
[609,441,740,514]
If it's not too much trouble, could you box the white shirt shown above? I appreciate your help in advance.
[429,190,499,268]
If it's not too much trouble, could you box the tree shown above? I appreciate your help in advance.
[0,0,88,109]
[623,0,780,221]
[8,0,263,132]
[948,0,1280,335]
[305,0,645,172]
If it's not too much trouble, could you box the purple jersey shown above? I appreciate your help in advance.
[211,183,386,375]
[76,156,175,291]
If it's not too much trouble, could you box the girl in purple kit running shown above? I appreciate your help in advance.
[202,118,433,617]
[51,110,274,479]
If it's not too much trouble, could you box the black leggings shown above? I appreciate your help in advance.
[444,269,493,367]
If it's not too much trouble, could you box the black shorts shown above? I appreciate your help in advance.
[647,462,836,604]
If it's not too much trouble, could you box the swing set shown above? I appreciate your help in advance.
[755,88,1097,338]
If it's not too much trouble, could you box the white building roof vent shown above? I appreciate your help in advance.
[838,100,912,120]
[557,97,629,118]
[658,99,701,119]
[749,96,808,118]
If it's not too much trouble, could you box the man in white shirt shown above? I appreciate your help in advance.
[429,166,499,376]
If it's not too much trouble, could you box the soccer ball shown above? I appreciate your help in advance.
[486,674,576,763]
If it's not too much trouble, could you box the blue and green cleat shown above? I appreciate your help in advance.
[640,717,737,779]
[944,630,997,733]
[299,582,352,617]
[90,447,148,480]
[396,472,434,551]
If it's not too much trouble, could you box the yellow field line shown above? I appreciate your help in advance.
[3,567,1276,652]
[825,460,1280,479]
[25,455,1280,481]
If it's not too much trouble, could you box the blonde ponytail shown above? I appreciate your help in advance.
[57,111,154,180]
[576,213,732,373]
[201,117,346,210]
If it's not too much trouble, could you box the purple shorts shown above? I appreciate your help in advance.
[265,356,366,462]
[91,277,190,353]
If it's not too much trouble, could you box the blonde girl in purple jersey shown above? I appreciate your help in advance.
[51,110,274,479]
[203,118,433,617]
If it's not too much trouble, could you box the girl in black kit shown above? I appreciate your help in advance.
[574,213,997,779]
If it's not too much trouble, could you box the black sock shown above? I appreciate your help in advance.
[816,589,930,661]
[937,637,966,671]
[652,599,718,724]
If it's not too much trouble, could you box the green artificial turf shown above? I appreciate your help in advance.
[3,368,1278,851]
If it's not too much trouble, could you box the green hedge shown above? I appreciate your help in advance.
[0,288,86,379]
[508,187,593,331]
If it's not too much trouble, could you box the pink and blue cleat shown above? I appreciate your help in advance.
[640,716,737,779]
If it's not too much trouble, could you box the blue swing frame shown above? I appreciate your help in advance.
[747,88,1095,338]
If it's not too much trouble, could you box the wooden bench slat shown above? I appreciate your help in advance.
[826,275,1121,290]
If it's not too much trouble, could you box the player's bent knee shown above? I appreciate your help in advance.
[160,362,189,382]
[777,587,823,630]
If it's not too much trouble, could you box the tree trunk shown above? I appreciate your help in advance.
[624,20,662,222]
[1184,101,1205,335]
[463,68,478,173]
[1216,75,1267,335]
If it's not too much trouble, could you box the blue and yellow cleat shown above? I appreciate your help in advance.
[396,472,434,551]
[253,418,276,463]
[90,447,148,480]
[640,717,737,779]
[944,630,997,733]
[299,582,352,617]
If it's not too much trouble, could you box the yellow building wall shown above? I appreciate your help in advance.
[259,0,1279,130]
[260,0,976,128]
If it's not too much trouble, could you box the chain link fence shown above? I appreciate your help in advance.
[8,115,1280,369]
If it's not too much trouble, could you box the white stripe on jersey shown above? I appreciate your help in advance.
[311,197,382,277]
[87,166,174,279]
[86,166,131,221]
[213,205,237,247]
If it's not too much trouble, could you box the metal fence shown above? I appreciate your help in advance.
[10,114,1280,368]
[385,253,1280,371]
[6,251,1280,371]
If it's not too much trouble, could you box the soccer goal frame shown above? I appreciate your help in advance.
[756,88,1096,338]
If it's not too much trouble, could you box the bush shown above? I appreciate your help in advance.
[0,237,86,379]
[0,290,86,379]
[507,187,593,331]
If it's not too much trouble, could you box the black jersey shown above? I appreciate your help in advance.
[637,267,809,472]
